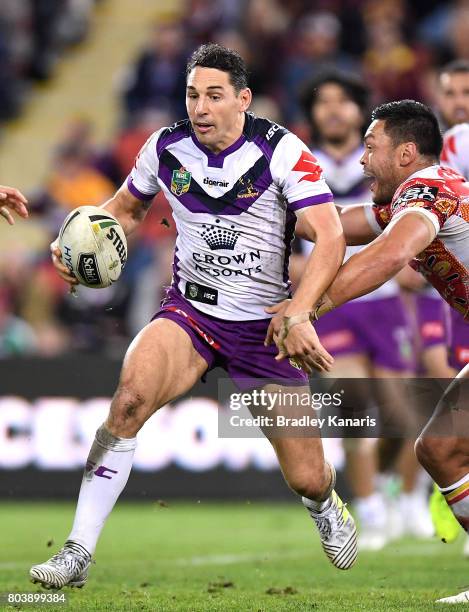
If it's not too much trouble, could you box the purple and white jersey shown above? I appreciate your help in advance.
[302,146,398,300]
[312,146,369,207]
[127,113,333,320]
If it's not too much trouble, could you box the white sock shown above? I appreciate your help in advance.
[303,496,332,513]
[439,473,469,533]
[67,425,137,554]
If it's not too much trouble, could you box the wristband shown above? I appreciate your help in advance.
[282,311,316,334]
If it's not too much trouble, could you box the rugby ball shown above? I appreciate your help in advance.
[58,206,127,288]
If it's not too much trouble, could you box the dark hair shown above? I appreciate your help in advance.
[371,100,443,159]
[300,70,369,120]
[186,43,248,93]
[440,59,469,76]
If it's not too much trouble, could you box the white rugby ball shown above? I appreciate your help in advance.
[58,206,127,288]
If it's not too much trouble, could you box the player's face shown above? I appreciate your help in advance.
[438,72,469,127]
[186,67,251,153]
[312,83,363,143]
[361,120,402,205]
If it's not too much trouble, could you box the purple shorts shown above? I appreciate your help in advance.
[447,305,469,370]
[415,294,447,350]
[152,287,308,389]
[314,296,413,372]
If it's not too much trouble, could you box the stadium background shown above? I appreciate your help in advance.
[0,0,465,493]
[2,2,469,609]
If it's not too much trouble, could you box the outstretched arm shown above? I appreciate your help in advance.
[51,184,152,286]
[102,183,152,236]
[337,204,381,245]
[317,211,436,316]
[295,203,379,246]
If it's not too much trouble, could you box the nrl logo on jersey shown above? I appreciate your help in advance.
[171,168,192,196]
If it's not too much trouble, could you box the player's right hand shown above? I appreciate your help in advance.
[50,239,78,285]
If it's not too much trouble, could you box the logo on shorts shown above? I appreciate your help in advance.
[200,218,240,250]
[289,358,302,370]
[171,168,192,196]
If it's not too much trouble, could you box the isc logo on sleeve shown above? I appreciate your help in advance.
[266,124,280,141]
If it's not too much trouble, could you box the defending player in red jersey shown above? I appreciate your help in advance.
[295,72,429,549]
[366,163,469,315]
[267,100,469,603]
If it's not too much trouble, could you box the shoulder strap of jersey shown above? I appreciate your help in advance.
[243,112,289,161]
[156,119,192,157]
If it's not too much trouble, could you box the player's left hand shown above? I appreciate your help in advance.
[0,185,29,225]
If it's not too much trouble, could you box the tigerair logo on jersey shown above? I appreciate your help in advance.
[203,177,229,187]
[171,168,192,196]
[200,218,240,250]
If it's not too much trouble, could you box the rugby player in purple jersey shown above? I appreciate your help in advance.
[29,44,358,590]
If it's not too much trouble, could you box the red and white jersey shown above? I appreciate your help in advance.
[441,123,469,179]
[365,165,469,320]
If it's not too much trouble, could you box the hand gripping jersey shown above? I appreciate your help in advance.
[126,113,333,320]
[441,123,469,179]
[366,165,469,320]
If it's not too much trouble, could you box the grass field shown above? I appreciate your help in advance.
[1,501,469,611]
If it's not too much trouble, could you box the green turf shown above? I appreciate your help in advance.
[1,501,469,611]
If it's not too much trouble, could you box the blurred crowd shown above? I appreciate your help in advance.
[0,0,99,123]
[1,0,469,358]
